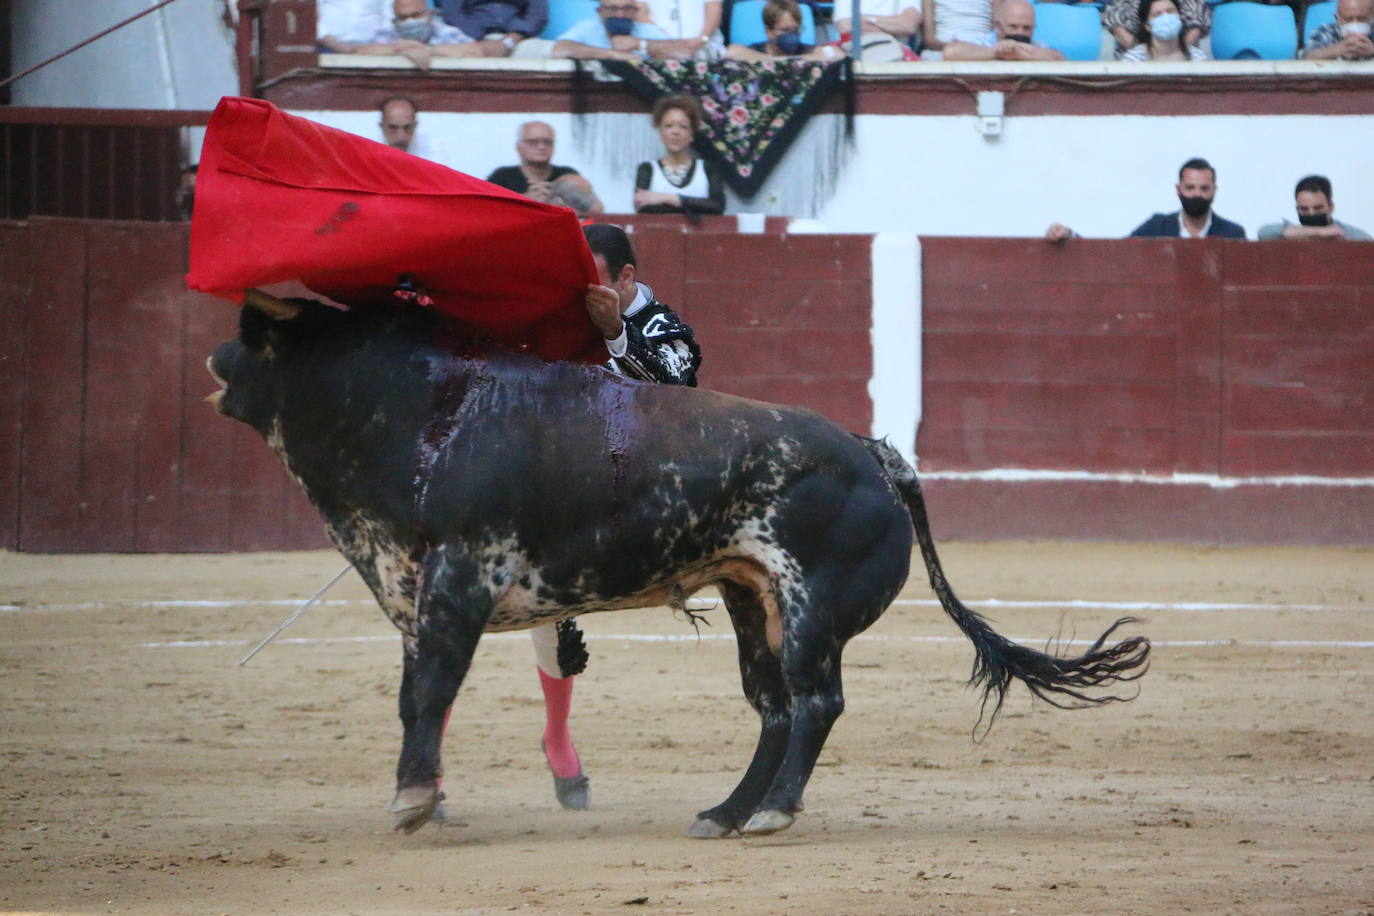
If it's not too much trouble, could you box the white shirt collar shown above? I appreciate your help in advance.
[1179,209,1212,238]
[624,281,652,317]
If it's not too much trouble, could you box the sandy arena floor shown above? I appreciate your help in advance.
[2,542,1372,915]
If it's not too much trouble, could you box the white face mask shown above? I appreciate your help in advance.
[1340,20,1372,35]
[1149,11,1183,40]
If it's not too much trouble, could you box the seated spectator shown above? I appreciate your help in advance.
[1302,0,1374,59]
[1120,0,1210,60]
[638,0,725,58]
[486,121,605,217]
[634,96,725,217]
[1047,156,1246,240]
[1103,0,1207,57]
[353,0,482,66]
[1258,175,1371,240]
[918,0,990,58]
[439,0,548,56]
[176,164,197,221]
[725,0,847,59]
[318,0,389,52]
[943,0,1067,59]
[377,95,449,163]
[1132,157,1245,238]
[553,0,702,59]
[831,0,921,60]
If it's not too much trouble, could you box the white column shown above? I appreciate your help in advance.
[867,231,921,467]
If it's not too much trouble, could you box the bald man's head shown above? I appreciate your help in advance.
[1337,0,1373,25]
[996,0,1037,40]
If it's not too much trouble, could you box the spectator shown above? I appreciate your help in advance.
[1120,0,1210,60]
[354,0,482,66]
[918,0,992,58]
[553,0,700,59]
[1258,175,1372,240]
[831,0,921,59]
[638,0,725,58]
[318,0,389,52]
[1131,157,1245,238]
[1046,157,1246,240]
[943,0,1066,59]
[1103,0,1207,57]
[377,96,448,162]
[634,95,725,216]
[1303,0,1374,59]
[725,0,847,58]
[439,0,548,57]
[486,121,605,217]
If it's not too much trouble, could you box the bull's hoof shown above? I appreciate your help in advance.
[387,785,438,834]
[686,816,737,839]
[741,809,795,836]
[553,773,590,810]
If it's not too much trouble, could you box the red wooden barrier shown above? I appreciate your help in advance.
[2,219,1370,551]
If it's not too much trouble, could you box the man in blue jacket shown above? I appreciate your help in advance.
[441,0,548,56]
[1130,157,1246,239]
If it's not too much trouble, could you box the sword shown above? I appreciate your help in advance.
[237,564,353,666]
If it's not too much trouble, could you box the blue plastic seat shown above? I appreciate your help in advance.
[1032,2,1104,60]
[542,0,600,39]
[729,0,817,46]
[1210,1,1298,59]
[1302,0,1337,44]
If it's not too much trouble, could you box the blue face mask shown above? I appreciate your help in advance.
[1149,11,1183,40]
[603,16,635,35]
[394,16,434,41]
[775,30,803,54]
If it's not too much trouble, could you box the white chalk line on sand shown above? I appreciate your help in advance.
[6,597,1368,614]
[138,632,1374,651]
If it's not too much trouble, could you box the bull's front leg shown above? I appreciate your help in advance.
[388,547,491,834]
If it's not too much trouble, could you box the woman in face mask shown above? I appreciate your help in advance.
[724,0,845,59]
[1120,0,1211,59]
[633,95,726,217]
[1104,0,1209,57]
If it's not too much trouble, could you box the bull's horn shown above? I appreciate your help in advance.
[243,288,302,321]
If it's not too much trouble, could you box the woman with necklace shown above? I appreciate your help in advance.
[633,95,725,216]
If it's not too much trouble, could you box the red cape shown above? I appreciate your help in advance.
[186,97,604,363]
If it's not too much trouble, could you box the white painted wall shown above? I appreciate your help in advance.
[11,0,237,109]
[301,108,1374,239]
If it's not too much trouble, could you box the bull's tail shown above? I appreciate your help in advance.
[856,436,1151,728]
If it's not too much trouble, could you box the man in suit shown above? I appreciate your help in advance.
[1129,157,1246,239]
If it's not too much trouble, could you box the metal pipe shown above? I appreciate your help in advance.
[0,0,183,92]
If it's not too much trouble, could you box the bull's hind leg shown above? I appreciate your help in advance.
[689,582,792,839]
[740,616,847,837]
[388,547,491,834]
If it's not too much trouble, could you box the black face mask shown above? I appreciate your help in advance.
[1298,212,1332,227]
[1178,195,1212,218]
[1006,33,1031,42]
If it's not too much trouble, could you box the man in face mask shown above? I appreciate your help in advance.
[354,0,482,66]
[1258,175,1372,241]
[1303,0,1374,60]
[552,0,700,60]
[944,0,1066,60]
[1129,157,1246,239]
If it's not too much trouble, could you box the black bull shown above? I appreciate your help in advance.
[209,295,1149,838]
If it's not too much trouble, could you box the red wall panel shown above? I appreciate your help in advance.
[0,225,25,551]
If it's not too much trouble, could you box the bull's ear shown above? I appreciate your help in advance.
[239,302,275,351]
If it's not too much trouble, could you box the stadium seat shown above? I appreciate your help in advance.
[542,0,600,39]
[1032,2,1104,60]
[1302,0,1337,44]
[1210,1,1298,59]
[729,0,818,46]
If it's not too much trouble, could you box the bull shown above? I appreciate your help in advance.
[208,291,1149,838]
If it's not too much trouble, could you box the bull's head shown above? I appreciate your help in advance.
[206,290,307,435]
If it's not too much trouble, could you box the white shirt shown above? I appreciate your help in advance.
[646,159,711,200]
[640,0,719,39]
[317,0,389,41]
[932,0,992,43]
[1179,209,1212,238]
[832,0,913,24]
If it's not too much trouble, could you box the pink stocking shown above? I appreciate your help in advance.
[537,668,581,779]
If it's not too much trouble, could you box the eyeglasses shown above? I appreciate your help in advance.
[520,137,554,146]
